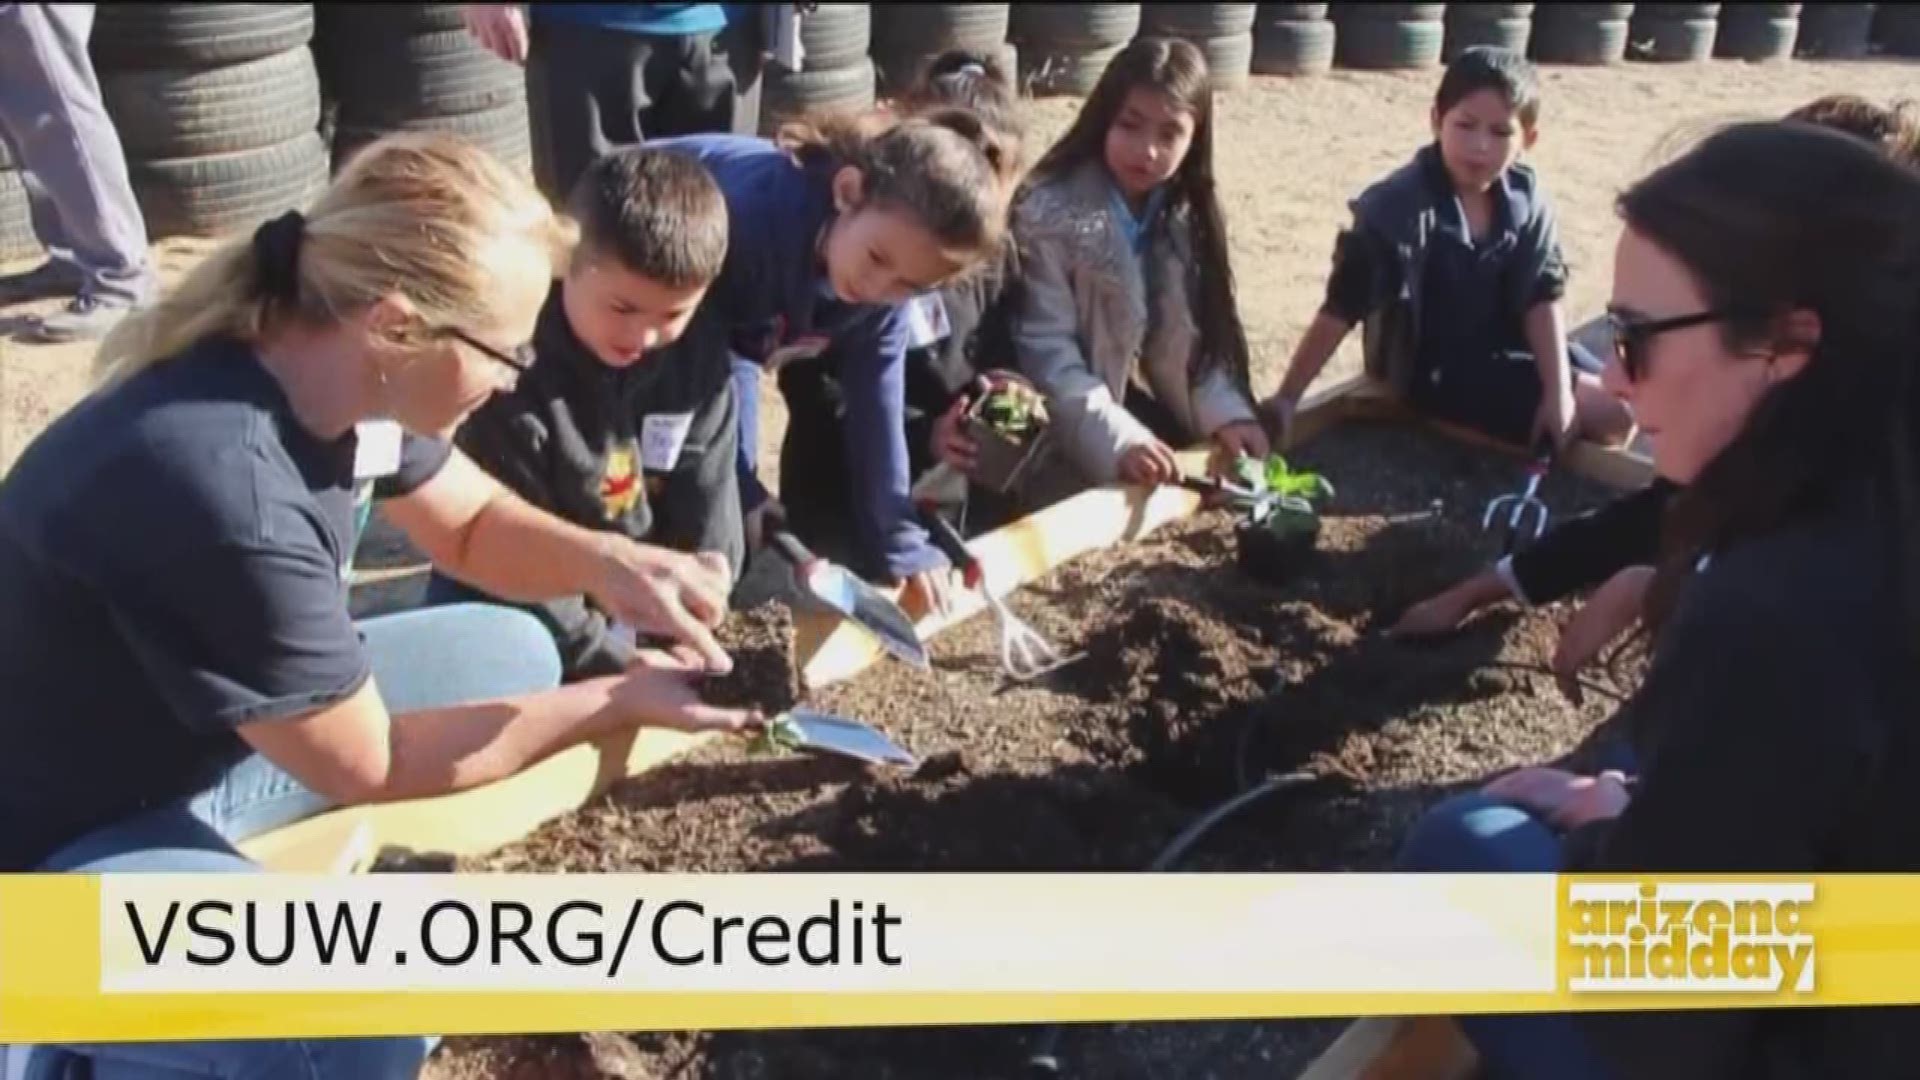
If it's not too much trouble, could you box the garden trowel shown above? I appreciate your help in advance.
[768,529,930,669]
[755,708,918,769]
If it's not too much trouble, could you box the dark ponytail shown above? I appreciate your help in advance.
[897,48,1025,185]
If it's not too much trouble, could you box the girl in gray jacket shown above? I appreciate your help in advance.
[1008,36,1266,506]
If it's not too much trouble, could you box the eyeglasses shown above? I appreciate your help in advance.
[1605,308,1726,381]
[440,327,536,375]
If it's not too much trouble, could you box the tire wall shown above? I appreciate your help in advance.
[90,3,328,240]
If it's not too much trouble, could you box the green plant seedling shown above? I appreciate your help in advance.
[749,713,807,757]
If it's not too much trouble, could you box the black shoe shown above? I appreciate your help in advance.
[0,260,84,307]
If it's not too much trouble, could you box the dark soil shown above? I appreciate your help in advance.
[422,422,1645,1080]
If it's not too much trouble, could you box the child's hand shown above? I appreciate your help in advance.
[1210,421,1270,474]
[1484,767,1631,830]
[903,566,962,620]
[1118,441,1179,486]
[744,499,787,552]
[1533,381,1578,451]
[930,396,981,475]
[1259,392,1300,443]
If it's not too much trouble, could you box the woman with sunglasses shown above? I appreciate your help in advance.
[1391,94,1920,689]
[0,133,758,1077]
[1394,118,1920,1078]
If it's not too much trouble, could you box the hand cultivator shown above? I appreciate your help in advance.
[915,503,1079,682]
[1482,436,1556,554]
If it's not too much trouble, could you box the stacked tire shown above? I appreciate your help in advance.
[314,5,530,179]
[0,139,40,263]
[90,4,326,240]
[871,4,1010,94]
[1445,4,1535,60]
[1796,3,1875,58]
[1627,4,1719,62]
[1254,5,1335,76]
[1874,5,1920,57]
[1333,4,1446,70]
[1140,5,1256,88]
[1716,3,1800,61]
[762,4,875,134]
[1531,4,1634,64]
[1012,4,1141,97]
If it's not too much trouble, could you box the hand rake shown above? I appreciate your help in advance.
[1483,435,1556,554]
[915,503,1079,681]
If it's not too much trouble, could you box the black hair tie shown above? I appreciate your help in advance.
[251,209,306,303]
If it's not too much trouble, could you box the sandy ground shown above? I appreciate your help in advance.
[4,57,1916,481]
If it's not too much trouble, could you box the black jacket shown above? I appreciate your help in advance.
[454,280,743,679]
[1563,491,1920,1078]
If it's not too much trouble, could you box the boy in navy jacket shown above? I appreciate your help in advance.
[1264,47,1634,452]
[430,146,741,680]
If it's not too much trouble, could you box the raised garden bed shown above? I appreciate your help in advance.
[420,419,1646,1080]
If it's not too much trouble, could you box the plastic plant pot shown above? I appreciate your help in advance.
[1236,503,1322,586]
[964,376,1051,494]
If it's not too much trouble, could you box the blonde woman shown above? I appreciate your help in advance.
[0,134,755,1077]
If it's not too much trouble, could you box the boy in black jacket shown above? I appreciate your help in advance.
[428,146,742,680]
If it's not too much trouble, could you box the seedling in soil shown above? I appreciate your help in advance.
[1229,454,1334,585]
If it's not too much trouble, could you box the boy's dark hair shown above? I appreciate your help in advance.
[898,48,1025,181]
[1025,36,1251,395]
[1435,45,1542,129]
[566,147,729,287]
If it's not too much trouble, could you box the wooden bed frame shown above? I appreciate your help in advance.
[237,373,1653,1078]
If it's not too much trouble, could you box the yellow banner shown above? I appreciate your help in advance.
[1,873,1916,1042]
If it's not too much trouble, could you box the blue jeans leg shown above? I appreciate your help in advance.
[1396,793,1615,1080]
[188,602,564,846]
[24,806,433,1080]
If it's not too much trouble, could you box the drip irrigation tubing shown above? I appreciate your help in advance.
[1024,654,1632,1075]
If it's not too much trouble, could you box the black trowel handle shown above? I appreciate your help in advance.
[914,502,983,589]
[768,529,817,572]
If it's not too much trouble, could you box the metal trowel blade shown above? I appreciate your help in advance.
[783,709,918,769]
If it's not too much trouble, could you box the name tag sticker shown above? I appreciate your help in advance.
[641,413,696,471]
[905,293,951,349]
[353,420,403,481]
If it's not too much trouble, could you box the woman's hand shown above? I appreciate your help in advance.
[1118,440,1180,486]
[606,649,760,734]
[1553,566,1653,699]
[1483,767,1632,830]
[930,395,981,475]
[1211,420,1271,474]
[587,536,734,674]
[461,4,530,63]
[1259,391,1300,445]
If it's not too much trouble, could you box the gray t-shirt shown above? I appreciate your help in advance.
[0,335,449,870]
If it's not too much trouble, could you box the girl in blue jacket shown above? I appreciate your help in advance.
[650,107,1011,613]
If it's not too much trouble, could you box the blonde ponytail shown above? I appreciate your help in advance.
[94,132,575,390]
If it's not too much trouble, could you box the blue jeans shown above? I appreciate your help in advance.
[1396,792,1616,1080]
[18,603,563,1080]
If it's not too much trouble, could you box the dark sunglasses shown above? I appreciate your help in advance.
[1605,308,1726,381]
[440,327,536,375]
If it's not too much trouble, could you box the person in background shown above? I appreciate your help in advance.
[1388,93,1920,691]
[1263,46,1635,455]
[1397,119,1920,1080]
[650,110,1012,615]
[460,2,768,205]
[0,3,156,342]
[428,146,743,682]
[0,132,755,1079]
[1008,36,1267,507]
